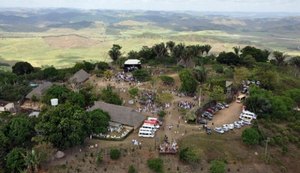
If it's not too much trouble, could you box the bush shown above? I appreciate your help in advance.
[158,110,166,119]
[100,86,122,105]
[213,64,224,73]
[132,69,151,82]
[96,151,103,164]
[128,165,137,173]
[179,147,199,164]
[210,160,226,173]
[147,158,164,173]
[129,87,139,98]
[159,76,175,86]
[242,128,260,145]
[110,148,121,160]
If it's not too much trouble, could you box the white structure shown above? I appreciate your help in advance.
[123,59,141,72]
[50,98,58,106]
[239,110,257,122]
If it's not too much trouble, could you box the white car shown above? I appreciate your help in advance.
[242,120,252,125]
[227,123,234,130]
[236,120,244,126]
[234,121,241,128]
[214,127,225,134]
[222,124,229,132]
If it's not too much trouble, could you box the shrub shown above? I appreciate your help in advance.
[100,86,122,105]
[132,69,151,82]
[128,165,137,173]
[159,76,175,86]
[129,87,139,98]
[242,128,260,145]
[158,110,166,119]
[213,64,224,73]
[179,147,199,164]
[147,158,164,173]
[210,160,226,173]
[110,148,121,160]
[96,151,103,164]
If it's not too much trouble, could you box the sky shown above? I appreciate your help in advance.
[1,0,300,12]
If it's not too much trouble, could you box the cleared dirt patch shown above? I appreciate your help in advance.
[43,34,99,48]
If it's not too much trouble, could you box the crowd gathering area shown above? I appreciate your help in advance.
[1,44,300,173]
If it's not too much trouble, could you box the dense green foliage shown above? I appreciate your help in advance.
[12,61,34,75]
[241,46,270,62]
[217,52,240,65]
[35,104,91,149]
[43,85,71,104]
[128,87,139,98]
[159,75,175,86]
[109,44,122,62]
[128,165,138,173]
[242,128,260,145]
[110,148,121,160]
[147,158,164,173]
[100,86,123,105]
[88,109,110,134]
[179,147,199,164]
[210,160,226,173]
[179,69,198,95]
[5,147,26,173]
[132,69,151,82]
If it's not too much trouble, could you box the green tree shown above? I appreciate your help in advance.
[273,51,287,66]
[97,61,110,71]
[5,147,26,173]
[152,43,168,59]
[159,76,175,86]
[241,46,270,62]
[172,43,185,61]
[209,85,225,101]
[88,109,110,134]
[43,85,71,104]
[179,147,199,164]
[0,131,9,164]
[12,61,34,75]
[166,41,176,53]
[110,148,121,160]
[100,86,122,105]
[241,54,256,68]
[132,69,151,82]
[217,52,240,65]
[7,116,33,146]
[127,50,140,59]
[67,92,86,107]
[23,149,40,173]
[128,165,138,173]
[242,128,260,145]
[147,158,164,173]
[233,46,240,56]
[193,66,207,83]
[203,44,212,55]
[289,56,300,77]
[179,69,198,95]
[43,66,58,80]
[35,103,90,149]
[109,44,122,62]
[210,160,226,173]
[128,87,139,98]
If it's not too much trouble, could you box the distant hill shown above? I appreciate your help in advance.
[0,8,299,36]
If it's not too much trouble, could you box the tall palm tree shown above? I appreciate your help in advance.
[203,44,212,55]
[233,46,240,57]
[108,44,122,62]
[290,56,300,77]
[273,51,287,66]
[172,43,185,62]
[152,43,168,59]
[166,41,176,54]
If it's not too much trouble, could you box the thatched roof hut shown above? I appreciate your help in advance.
[26,81,52,100]
[69,69,90,84]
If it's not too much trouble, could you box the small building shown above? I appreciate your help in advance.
[69,69,90,84]
[123,59,141,72]
[88,101,146,129]
[0,102,16,113]
[25,82,53,100]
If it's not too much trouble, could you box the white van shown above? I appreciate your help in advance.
[239,111,256,122]
[138,131,155,138]
[236,94,246,103]
[139,128,155,133]
[141,124,158,131]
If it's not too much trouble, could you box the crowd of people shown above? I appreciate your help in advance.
[178,101,195,110]
[115,72,134,82]
[159,135,178,154]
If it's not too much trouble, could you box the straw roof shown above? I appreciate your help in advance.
[69,69,90,84]
[26,82,52,99]
[88,101,146,129]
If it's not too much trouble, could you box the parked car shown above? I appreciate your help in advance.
[222,102,229,108]
[222,124,229,132]
[211,106,219,112]
[234,123,241,129]
[227,123,234,130]
[216,103,225,110]
[242,120,252,125]
[198,118,207,124]
[214,127,225,134]
[206,127,212,135]
[206,108,215,114]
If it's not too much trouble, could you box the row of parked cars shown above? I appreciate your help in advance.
[198,102,229,123]
[214,120,251,134]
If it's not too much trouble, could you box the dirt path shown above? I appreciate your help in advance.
[210,102,243,127]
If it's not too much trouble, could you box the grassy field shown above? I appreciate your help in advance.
[0,23,299,68]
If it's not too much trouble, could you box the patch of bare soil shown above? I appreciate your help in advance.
[212,102,243,126]
[43,34,99,48]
